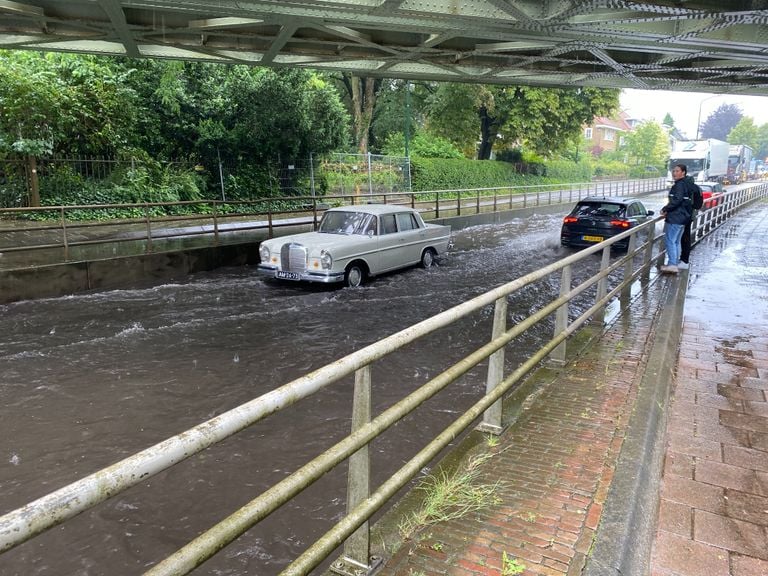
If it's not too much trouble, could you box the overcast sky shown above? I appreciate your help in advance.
[619,88,768,140]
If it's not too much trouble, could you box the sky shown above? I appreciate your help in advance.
[619,89,768,139]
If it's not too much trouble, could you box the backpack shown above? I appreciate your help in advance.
[691,183,703,209]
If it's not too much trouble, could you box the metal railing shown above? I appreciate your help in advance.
[2,181,763,575]
[0,177,665,269]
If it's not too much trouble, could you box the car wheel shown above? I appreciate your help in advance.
[344,264,365,288]
[420,248,436,269]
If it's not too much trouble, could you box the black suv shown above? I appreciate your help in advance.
[560,197,654,250]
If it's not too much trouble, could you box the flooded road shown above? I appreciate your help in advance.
[0,206,653,575]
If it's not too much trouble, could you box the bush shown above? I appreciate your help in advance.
[383,132,463,159]
[545,159,592,181]
[592,160,629,179]
[411,157,531,190]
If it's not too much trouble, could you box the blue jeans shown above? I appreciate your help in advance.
[664,222,684,266]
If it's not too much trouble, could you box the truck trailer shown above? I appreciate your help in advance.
[667,139,729,184]
[726,144,754,184]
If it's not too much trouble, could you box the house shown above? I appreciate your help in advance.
[584,111,634,156]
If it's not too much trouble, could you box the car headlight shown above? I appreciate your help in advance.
[320,250,332,270]
[259,244,270,263]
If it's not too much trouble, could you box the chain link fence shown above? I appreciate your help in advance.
[0,153,412,208]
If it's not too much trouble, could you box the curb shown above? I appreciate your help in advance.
[583,272,688,576]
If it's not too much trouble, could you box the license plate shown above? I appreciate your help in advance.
[276,270,300,280]
[582,235,604,242]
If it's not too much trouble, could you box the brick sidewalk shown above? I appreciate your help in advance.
[650,204,768,576]
[377,299,659,576]
[650,320,768,576]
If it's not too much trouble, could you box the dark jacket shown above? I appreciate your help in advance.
[663,177,693,225]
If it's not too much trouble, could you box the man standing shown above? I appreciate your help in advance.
[660,164,693,274]
[678,173,701,269]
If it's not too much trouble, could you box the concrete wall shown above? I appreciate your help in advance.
[0,204,571,304]
[0,243,261,304]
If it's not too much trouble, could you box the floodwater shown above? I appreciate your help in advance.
[0,211,635,575]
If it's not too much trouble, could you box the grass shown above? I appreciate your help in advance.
[398,452,502,540]
[502,551,526,575]
[485,433,500,448]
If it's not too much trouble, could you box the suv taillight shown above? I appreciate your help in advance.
[563,216,578,224]
[610,219,631,229]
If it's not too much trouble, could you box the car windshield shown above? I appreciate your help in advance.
[572,202,626,217]
[318,211,376,235]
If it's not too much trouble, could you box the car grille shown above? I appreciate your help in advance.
[280,243,307,272]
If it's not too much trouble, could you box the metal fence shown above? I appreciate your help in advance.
[0,153,412,208]
[0,178,665,271]
[1,183,765,574]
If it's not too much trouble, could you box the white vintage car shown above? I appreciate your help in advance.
[257,204,452,287]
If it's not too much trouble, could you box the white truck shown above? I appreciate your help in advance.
[667,139,729,184]
[726,144,754,184]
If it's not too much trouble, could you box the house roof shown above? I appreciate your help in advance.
[591,111,633,132]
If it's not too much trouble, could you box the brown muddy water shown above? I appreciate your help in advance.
[0,210,645,575]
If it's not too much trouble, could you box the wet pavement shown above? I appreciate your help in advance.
[650,204,768,576]
[375,200,768,576]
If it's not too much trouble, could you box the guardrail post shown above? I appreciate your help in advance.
[478,296,507,434]
[435,192,440,218]
[642,219,657,274]
[550,264,572,365]
[212,201,219,245]
[594,246,610,318]
[335,366,372,574]
[476,190,480,214]
[144,204,153,253]
[60,207,69,261]
[457,191,461,216]
[621,233,637,304]
[268,213,274,238]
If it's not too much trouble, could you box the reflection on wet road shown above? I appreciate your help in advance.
[684,203,768,337]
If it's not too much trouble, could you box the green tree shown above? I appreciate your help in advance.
[332,74,382,154]
[368,79,432,154]
[727,117,759,151]
[426,84,619,159]
[662,113,675,127]
[223,68,349,163]
[0,51,139,204]
[119,62,350,166]
[622,121,670,169]
[756,124,768,161]
[700,103,742,141]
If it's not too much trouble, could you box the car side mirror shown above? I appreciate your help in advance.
[646,210,655,216]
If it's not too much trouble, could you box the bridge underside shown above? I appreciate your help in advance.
[1,1,768,94]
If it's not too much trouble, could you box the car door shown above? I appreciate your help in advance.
[395,212,427,265]
[378,212,423,271]
[377,213,404,272]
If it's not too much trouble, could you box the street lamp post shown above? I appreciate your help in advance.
[695,94,723,140]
